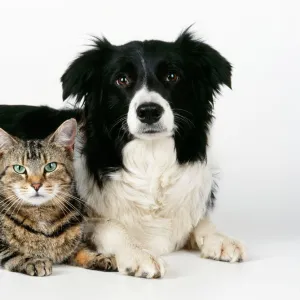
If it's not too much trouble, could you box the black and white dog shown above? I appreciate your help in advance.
[0,29,245,278]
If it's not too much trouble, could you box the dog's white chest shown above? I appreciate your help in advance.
[75,138,213,255]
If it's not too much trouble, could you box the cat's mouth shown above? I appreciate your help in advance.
[31,193,44,198]
[15,188,54,206]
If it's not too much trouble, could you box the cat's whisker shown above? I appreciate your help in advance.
[0,194,19,212]
[52,198,69,216]
[63,202,84,220]
[57,190,81,199]
[14,199,24,219]
[58,191,94,216]
[57,191,86,205]
[0,193,18,201]
[5,197,24,221]
[56,194,85,221]
[0,191,18,200]
[55,195,78,218]
[56,195,87,214]
[0,196,20,219]
[9,197,23,219]
[56,193,86,213]
[56,199,74,218]
[53,195,72,214]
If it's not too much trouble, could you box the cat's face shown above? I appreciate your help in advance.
[1,141,73,206]
[0,119,77,206]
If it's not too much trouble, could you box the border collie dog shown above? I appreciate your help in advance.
[0,29,245,278]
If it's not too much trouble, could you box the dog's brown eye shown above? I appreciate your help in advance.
[165,72,179,83]
[116,75,131,87]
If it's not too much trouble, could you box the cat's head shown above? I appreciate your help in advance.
[0,119,77,206]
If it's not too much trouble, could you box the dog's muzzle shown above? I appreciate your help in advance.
[136,103,164,125]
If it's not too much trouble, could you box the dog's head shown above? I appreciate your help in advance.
[61,29,231,163]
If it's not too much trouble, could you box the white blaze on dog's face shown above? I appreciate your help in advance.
[127,87,175,140]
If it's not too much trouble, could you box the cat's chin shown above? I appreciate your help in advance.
[20,195,53,206]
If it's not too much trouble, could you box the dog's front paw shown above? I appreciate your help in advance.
[24,258,53,277]
[116,248,165,279]
[199,234,246,263]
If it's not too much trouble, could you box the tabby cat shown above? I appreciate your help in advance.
[0,118,116,276]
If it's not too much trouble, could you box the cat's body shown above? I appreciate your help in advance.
[0,119,116,276]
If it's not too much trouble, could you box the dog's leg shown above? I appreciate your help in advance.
[86,218,165,279]
[191,216,246,262]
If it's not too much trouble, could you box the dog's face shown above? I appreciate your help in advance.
[61,29,231,161]
[105,40,187,140]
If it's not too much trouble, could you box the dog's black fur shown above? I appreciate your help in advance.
[0,105,82,139]
[0,29,231,188]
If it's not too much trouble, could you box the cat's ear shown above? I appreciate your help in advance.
[0,128,17,154]
[48,119,77,151]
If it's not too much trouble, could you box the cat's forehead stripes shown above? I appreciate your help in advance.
[25,140,43,160]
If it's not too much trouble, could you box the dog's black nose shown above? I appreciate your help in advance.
[136,103,164,124]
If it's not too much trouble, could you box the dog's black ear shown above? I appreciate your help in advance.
[176,29,232,93]
[61,38,111,104]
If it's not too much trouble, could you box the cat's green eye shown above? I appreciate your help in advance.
[13,165,26,174]
[44,162,57,173]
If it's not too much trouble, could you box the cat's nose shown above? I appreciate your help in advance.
[31,183,42,192]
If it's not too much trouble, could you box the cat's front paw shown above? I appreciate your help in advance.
[116,248,165,279]
[24,258,53,277]
[199,234,246,263]
[91,254,118,272]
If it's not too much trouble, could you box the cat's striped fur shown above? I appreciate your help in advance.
[0,119,117,276]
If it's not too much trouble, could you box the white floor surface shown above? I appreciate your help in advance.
[1,233,300,300]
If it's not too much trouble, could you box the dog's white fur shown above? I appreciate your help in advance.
[74,89,245,278]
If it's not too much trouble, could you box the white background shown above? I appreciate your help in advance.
[0,0,299,299]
